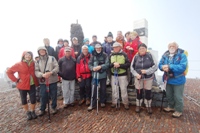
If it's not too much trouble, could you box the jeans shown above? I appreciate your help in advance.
[40,82,57,111]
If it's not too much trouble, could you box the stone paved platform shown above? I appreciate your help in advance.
[0,78,200,133]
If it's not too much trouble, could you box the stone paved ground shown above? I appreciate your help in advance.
[0,78,200,133]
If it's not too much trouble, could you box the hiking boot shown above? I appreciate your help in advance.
[172,111,182,118]
[31,111,37,119]
[38,111,45,117]
[63,104,68,108]
[26,111,32,120]
[111,104,116,108]
[147,107,152,114]
[52,108,57,115]
[135,106,140,113]
[86,99,90,106]
[87,106,95,111]
[101,103,106,108]
[163,107,175,112]
[79,99,85,106]
[124,104,129,110]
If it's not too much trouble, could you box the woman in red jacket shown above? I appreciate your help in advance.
[76,45,92,106]
[123,31,141,62]
[7,51,39,120]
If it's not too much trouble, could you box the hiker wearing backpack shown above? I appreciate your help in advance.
[88,43,109,111]
[109,42,130,110]
[76,45,92,106]
[58,47,76,108]
[7,51,39,120]
[35,46,59,116]
[158,42,188,118]
[90,35,101,47]
[131,43,157,114]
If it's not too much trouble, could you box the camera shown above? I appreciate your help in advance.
[39,70,50,83]
[40,77,46,83]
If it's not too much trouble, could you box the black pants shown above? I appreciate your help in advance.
[19,85,36,105]
[79,77,91,100]
[91,78,107,107]
[136,89,152,100]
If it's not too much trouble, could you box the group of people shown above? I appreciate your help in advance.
[6,30,188,120]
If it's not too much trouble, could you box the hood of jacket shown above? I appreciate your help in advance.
[21,51,33,62]
[37,46,49,56]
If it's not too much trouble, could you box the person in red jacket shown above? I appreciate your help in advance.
[7,51,39,120]
[76,45,92,106]
[124,31,141,62]
[58,39,75,59]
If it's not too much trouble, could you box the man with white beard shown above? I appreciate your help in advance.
[158,42,188,118]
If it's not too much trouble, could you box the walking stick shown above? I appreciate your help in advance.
[160,76,167,112]
[90,72,96,110]
[96,72,99,115]
[114,68,120,110]
[45,77,51,123]
[138,78,141,117]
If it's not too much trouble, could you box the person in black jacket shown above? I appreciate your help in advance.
[43,38,55,57]
[58,47,76,108]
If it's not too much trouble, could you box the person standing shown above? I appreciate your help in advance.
[43,38,55,57]
[58,39,75,59]
[109,42,130,110]
[35,46,59,116]
[71,37,81,59]
[158,42,188,118]
[83,38,94,54]
[58,47,76,108]
[55,38,64,61]
[88,44,109,111]
[116,31,126,48]
[90,35,101,47]
[103,32,115,56]
[131,43,157,114]
[7,51,39,120]
[76,45,92,106]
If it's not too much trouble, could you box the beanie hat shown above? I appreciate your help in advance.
[107,32,113,38]
[83,38,89,44]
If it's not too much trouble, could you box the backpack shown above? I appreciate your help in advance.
[180,49,188,75]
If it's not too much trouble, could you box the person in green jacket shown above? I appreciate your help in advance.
[88,43,109,111]
[109,42,130,110]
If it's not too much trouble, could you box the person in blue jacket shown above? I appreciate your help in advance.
[158,42,188,118]
[82,38,94,54]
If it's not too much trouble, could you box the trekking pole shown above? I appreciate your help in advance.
[160,77,167,112]
[138,78,141,117]
[45,77,51,123]
[96,72,99,115]
[142,74,151,118]
[89,72,96,110]
[114,68,120,110]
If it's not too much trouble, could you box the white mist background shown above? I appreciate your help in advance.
[0,0,200,78]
